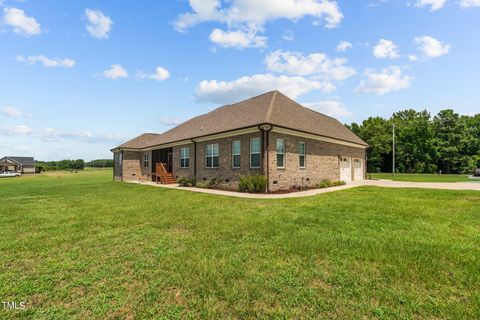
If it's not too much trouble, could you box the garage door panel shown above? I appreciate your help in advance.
[340,157,351,182]
[353,158,364,181]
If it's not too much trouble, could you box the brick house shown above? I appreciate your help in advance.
[111,91,368,191]
[0,156,36,174]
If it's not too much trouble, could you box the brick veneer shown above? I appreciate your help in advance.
[116,130,366,191]
[121,150,151,181]
[172,133,263,188]
[267,132,366,191]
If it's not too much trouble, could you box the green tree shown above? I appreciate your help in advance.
[432,110,464,173]
[349,117,392,172]
[392,109,435,173]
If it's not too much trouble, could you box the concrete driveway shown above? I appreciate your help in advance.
[128,178,480,199]
[353,179,480,191]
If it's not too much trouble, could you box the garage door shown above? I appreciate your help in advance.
[340,157,351,182]
[353,158,364,181]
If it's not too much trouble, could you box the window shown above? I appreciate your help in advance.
[143,153,149,168]
[232,141,241,168]
[250,138,261,168]
[299,142,305,168]
[180,147,189,168]
[276,139,285,168]
[205,144,219,168]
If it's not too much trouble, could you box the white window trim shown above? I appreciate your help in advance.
[250,138,261,169]
[205,143,219,168]
[232,140,241,169]
[299,142,306,169]
[143,153,149,168]
[180,147,189,168]
[276,139,285,169]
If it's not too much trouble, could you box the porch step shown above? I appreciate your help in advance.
[163,173,177,184]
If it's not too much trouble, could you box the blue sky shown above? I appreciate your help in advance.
[0,0,479,160]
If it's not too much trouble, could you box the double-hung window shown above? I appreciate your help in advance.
[232,141,241,168]
[205,144,219,168]
[180,147,189,168]
[250,138,261,168]
[299,142,305,168]
[143,153,149,168]
[276,139,285,168]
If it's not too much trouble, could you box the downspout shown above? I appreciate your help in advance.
[258,124,273,193]
[191,139,197,179]
[121,150,124,182]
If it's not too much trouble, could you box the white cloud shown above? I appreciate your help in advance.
[0,124,33,135]
[174,0,343,31]
[102,64,128,79]
[282,30,295,41]
[265,50,356,81]
[414,36,451,58]
[415,0,446,11]
[336,40,352,52]
[373,39,399,59]
[2,106,24,117]
[16,55,76,68]
[138,66,170,81]
[85,8,113,39]
[209,28,266,48]
[459,0,480,7]
[2,7,41,36]
[355,66,412,95]
[303,100,353,118]
[408,54,418,61]
[196,73,334,104]
[0,124,123,143]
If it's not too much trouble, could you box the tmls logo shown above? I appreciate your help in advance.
[2,301,27,310]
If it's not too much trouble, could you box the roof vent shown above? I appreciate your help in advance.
[200,126,204,131]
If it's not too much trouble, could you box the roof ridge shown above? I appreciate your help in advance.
[264,90,277,123]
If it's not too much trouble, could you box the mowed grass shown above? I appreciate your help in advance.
[0,170,479,319]
[370,172,476,182]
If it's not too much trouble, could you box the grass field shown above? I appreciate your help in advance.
[370,172,476,182]
[1,170,479,319]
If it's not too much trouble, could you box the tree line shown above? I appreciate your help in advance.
[36,159,85,172]
[85,159,114,168]
[35,159,114,172]
[348,109,480,174]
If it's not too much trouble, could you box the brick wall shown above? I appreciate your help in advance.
[118,131,366,191]
[170,132,263,188]
[172,143,195,180]
[267,132,366,191]
[121,150,151,181]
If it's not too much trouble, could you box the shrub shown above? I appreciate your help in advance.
[35,164,44,173]
[317,179,346,189]
[196,181,208,189]
[207,178,221,188]
[178,177,196,187]
[238,175,267,193]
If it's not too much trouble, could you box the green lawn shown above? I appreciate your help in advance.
[1,170,479,319]
[370,172,476,182]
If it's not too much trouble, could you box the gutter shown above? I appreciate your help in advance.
[258,124,273,193]
[191,138,197,179]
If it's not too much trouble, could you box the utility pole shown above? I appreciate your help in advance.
[392,123,396,176]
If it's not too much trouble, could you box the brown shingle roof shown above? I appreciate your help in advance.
[115,91,367,150]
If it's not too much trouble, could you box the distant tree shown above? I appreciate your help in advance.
[392,109,435,173]
[73,159,85,170]
[85,159,114,168]
[349,117,392,173]
[34,159,85,171]
[350,108,480,174]
[432,110,464,173]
